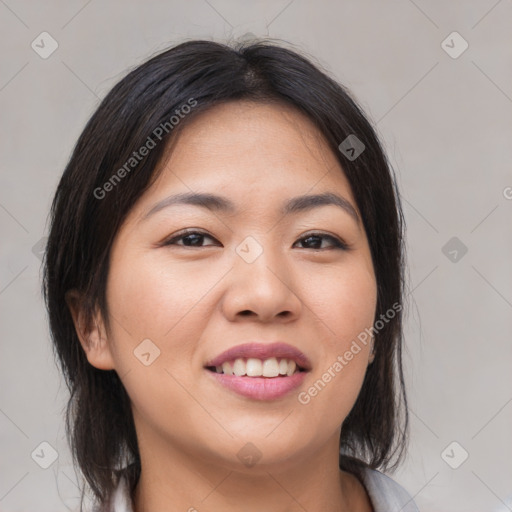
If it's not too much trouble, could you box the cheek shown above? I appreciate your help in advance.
[337,271,376,347]
[106,251,211,342]
[309,257,377,349]
[103,254,211,424]
[296,259,376,425]
[104,249,233,393]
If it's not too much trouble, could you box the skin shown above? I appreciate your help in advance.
[68,100,377,512]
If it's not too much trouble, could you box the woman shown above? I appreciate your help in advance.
[42,39,418,512]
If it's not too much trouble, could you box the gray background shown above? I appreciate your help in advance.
[1,1,511,511]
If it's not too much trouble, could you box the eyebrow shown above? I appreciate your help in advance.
[141,191,360,225]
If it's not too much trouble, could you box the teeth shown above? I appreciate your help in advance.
[222,362,233,375]
[246,358,263,376]
[215,357,300,377]
[262,357,280,377]
[233,359,246,376]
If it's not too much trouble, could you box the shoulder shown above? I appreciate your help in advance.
[360,467,420,512]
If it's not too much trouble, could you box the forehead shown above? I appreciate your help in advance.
[132,100,358,222]
[165,100,336,172]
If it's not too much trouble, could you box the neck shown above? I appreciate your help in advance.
[131,431,372,512]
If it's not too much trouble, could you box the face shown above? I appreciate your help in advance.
[74,100,377,472]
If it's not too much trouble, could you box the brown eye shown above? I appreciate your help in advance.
[294,233,348,250]
[163,230,219,247]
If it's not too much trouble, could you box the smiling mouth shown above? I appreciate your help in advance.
[205,357,307,378]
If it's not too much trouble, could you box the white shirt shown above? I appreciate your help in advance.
[99,467,420,512]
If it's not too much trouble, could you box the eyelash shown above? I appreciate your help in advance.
[162,229,349,251]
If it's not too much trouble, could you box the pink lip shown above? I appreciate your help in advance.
[206,371,308,400]
[204,342,312,371]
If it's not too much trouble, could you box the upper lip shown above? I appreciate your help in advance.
[205,342,312,371]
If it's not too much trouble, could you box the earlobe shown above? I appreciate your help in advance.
[368,337,376,365]
[64,289,116,371]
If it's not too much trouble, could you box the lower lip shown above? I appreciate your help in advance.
[206,369,307,400]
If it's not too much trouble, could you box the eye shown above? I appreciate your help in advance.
[293,232,348,250]
[162,229,219,247]
[161,230,348,250]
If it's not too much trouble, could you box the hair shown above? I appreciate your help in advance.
[42,38,409,510]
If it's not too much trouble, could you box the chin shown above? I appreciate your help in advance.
[215,432,313,471]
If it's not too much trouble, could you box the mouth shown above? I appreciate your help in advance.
[203,342,311,400]
[204,341,312,375]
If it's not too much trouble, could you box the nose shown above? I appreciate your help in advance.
[221,243,303,323]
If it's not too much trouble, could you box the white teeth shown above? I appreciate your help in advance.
[232,359,246,376]
[262,357,280,377]
[222,362,233,375]
[286,360,296,377]
[246,358,263,376]
[216,357,300,377]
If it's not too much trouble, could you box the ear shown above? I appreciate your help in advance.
[65,289,116,371]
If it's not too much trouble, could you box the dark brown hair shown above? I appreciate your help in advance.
[42,38,409,509]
